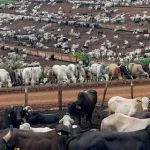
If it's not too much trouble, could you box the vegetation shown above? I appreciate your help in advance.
[69,52,90,66]
[0,0,15,3]
[0,54,24,69]
[136,57,150,64]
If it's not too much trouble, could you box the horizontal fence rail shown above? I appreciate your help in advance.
[0,78,150,93]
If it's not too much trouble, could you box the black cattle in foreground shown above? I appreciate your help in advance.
[65,125,150,150]
[0,106,27,129]
[23,106,59,125]
[0,124,79,150]
[25,112,59,125]
[68,89,97,127]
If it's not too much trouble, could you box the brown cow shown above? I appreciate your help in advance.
[108,63,122,80]
[0,124,70,150]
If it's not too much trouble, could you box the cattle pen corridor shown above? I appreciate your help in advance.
[0,81,150,108]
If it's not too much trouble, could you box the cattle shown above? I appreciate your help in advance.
[68,89,97,127]
[52,65,70,84]
[24,111,59,125]
[65,125,150,150]
[131,111,150,119]
[101,113,150,132]
[19,123,54,132]
[0,106,27,129]
[0,69,12,88]
[107,63,122,80]
[61,65,77,83]
[128,63,149,79]
[43,66,54,84]
[0,124,70,150]
[6,68,17,86]
[137,63,150,77]
[59,113,74,128]
[22,66,42,86]
[108,96,149,116]
[88,62,108,81]
[118,63,133,79]
[14,69,23,86]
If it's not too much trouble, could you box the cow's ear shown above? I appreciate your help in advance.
[76,105,81,109]
[136,99,142,103]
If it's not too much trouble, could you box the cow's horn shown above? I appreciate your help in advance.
[3,125,13,143]
[22,104,25,107]
[76,105,81,109]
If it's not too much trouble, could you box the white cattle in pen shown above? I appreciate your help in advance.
[59,114,74,127]
[52,65,70,84]
[22,66,42,86]
[101,113,150,132]
[88,63,108,81]
[108,96,150,116]
[20,123,54,132]
[128,63,149,78]
[0,69,12,88]
[61,65,77,83]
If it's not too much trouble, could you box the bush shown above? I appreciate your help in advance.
[136,57,150,64]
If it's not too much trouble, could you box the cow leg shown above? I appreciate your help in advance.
[78,116,81,126]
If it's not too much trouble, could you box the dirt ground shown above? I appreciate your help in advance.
[0,82,149,108]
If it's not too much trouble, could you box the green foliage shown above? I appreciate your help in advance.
[0,0,15,3]
[39,70,44,83]
[69,52,90,66]
[57,61,70,66]
[0,55,24,69]
[136,57,150,64]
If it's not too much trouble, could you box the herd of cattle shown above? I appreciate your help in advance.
[0,89,150,149]
[0,57,150,87]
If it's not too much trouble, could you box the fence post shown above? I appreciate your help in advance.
[101,83,108,106]
[131,80,133,99]
[58,84,62,110]
[25,87,28,106]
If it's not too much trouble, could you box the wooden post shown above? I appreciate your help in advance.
[58,84,62,110]
[131,80,133,99]
[101,83,108,106]
[25,87,28,106]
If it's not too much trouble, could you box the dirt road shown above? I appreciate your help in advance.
[0,83,149,108]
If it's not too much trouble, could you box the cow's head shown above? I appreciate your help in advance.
[7,105,27,127]
[141,97,150,111]
[0,125,13,150]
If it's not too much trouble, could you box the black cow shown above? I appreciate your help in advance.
[140,63,150,77]
[6,69,16,86]
[0,106,27,129]
[68,89,97,127]
[25,112,59,125]
[118,63,133,79]
[65,125,150,150]
[0,124,70,150]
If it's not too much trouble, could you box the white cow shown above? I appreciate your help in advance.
[88,63,108,81]
[19,123,54,132]
[61,65,76,83]
[101,113,150,132]
[68,64,85,83]
[59,114,74,127]
[52,65,70,84]
[0,69,12,88]
[108,96,149,116]
[22,66,42,85]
